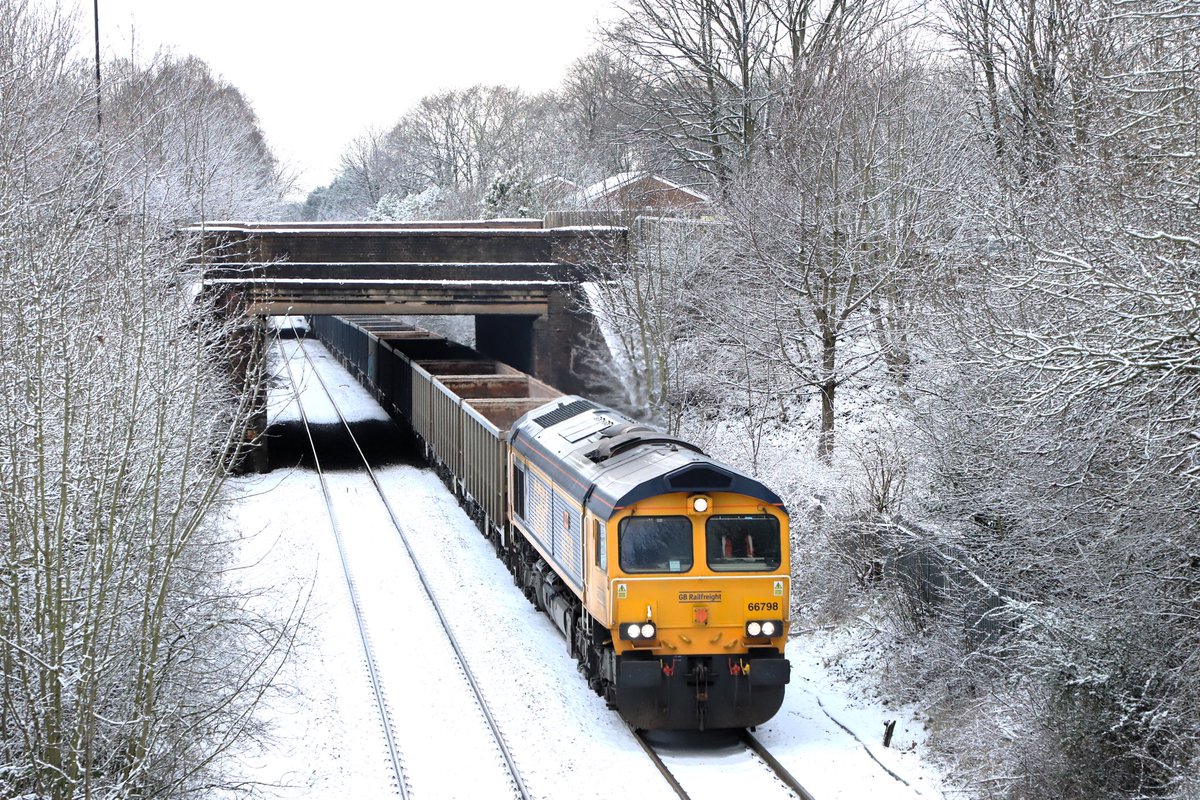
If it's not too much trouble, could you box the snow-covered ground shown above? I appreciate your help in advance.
[217,338,952,799]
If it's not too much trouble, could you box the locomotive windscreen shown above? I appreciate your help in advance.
[618,516,693,574]
[704,515,782,572]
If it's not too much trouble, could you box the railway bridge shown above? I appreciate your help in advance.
[192,219,625,388]
[190,219,627,469]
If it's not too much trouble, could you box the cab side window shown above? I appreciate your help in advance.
[593,520,607,570]
[512,464,526,520]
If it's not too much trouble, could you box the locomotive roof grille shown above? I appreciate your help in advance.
[532,399,598,429]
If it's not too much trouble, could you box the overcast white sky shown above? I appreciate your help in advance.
[63,0,613,197]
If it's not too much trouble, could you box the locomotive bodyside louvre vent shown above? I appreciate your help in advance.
[533,399,597,429]
[667,465,734,491]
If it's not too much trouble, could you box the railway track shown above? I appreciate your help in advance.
[278,327,818,799]
[633,728,816,800]
[279,336,530,800]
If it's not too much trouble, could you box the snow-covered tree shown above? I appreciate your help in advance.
[559,50,640,179]
[482,167,536,218]
[902,1,1200,793]
[602,0,900,189]
[103,53,285,219]
[0,3,290,797]
[716,39,977,460]
[586,217,720,431]
[368,186,443,221]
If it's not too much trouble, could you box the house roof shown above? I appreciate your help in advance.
[577,171,710,205]
[534,175,581,191]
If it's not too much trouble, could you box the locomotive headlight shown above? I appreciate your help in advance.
[691,496,710,513]
[621,621,657,641]
[745,619,784,638]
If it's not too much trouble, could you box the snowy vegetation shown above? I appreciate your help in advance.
[0,1,289,797]
[300,58,639,220]
[314,1,1198,796]
[581,3,1199,798]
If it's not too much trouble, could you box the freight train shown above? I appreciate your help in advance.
[309,315,791,730]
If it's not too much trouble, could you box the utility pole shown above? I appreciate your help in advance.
[93,0,101,131]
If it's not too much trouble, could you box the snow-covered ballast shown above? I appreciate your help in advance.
[508,396,792,730]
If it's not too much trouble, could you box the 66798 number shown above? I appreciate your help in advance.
[746,601,780,613]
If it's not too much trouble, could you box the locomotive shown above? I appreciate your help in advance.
[310,315,791,730]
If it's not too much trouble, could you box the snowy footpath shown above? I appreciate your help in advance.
[217,341,951,799]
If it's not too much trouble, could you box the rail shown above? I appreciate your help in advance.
[285,335,531,800]
[276,337,410,799]
[630,729,691,799]
[632,727,818,800]
[741,729,818,800]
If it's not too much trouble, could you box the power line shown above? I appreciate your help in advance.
[93,0,101,131]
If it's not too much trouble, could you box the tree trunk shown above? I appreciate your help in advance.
[818,320,837,461]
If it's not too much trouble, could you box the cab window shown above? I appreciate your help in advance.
[618,516,693,573]
[705,515,781,572]
[512,465,527,520]
[593,520,607,570]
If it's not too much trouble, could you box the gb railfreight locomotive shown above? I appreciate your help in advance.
[311,315,791,730]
